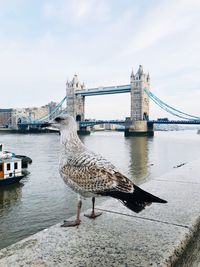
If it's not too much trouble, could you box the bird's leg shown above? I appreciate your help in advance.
[61,197,82,227]
[84,197,102,219]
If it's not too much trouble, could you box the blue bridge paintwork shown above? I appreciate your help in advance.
[76,84,131,96]
[148,120,200,125]
[18,119,200,128]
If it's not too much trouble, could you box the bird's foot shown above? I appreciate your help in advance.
[84,211,102,219]
[61,219,81,227]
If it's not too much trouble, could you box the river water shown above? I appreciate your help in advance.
[0,130,200,249]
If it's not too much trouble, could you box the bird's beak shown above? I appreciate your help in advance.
[41,122,52,128]
[41,119,60,129]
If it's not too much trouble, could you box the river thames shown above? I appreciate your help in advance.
[0,130,200,249]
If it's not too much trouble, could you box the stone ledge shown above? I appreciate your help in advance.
[0,159,200,267]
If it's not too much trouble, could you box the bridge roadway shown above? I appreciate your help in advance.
[79,119,200,127]
[17,119,200,128]
[149,120,200,125]
[75,84,131,96]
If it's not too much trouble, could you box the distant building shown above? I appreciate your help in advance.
[1,99,63,130]
[0,109,13,127]
[11,102,61,128]
[28,102,62,120]
[105,124,118,130]
[92,124,105,131]
[91,123,118,131]
[24,106,49,120]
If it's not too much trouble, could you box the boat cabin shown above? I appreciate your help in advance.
[0,158,22,179]
[0,144,31,185]
[0,144,22,179]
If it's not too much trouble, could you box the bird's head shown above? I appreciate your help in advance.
[41,114,77,131]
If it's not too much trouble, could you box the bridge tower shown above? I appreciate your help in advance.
[125,65,154,136]
[66,74,85,121]
[66,74,90,133]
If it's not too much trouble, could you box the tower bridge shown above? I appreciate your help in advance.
[66,65,152,136]
[17,65,200,135]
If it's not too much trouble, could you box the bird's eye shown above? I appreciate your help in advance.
[55,117,63,122]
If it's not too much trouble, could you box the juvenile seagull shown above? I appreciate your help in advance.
[43,114,167,227]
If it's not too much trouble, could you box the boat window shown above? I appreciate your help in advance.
[7,163,11,171]
[0,164,2,172]
[14,162,18,170]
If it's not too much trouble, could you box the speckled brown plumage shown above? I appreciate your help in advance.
[59,141,133,198]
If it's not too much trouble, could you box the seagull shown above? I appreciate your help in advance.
[42,114,167,227]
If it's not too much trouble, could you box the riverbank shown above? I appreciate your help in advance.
[0,158,200,266]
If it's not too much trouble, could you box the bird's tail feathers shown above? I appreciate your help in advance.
[101,185,167,213]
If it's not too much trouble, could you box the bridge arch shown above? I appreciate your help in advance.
[76,114,82,121]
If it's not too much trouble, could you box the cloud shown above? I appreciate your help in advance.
[43,0,111,24]
[73,0,110,22]
[123,0,200,54]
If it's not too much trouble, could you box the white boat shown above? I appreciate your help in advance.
[0,144,32,186]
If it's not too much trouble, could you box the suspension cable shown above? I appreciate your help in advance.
[34,96,67,122]
[144,88,200,120]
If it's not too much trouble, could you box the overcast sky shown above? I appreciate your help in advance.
[0,0,200,119]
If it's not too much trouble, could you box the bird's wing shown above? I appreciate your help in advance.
[60,150,133,194]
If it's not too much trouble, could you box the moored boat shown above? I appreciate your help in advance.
[0,144,31,186]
